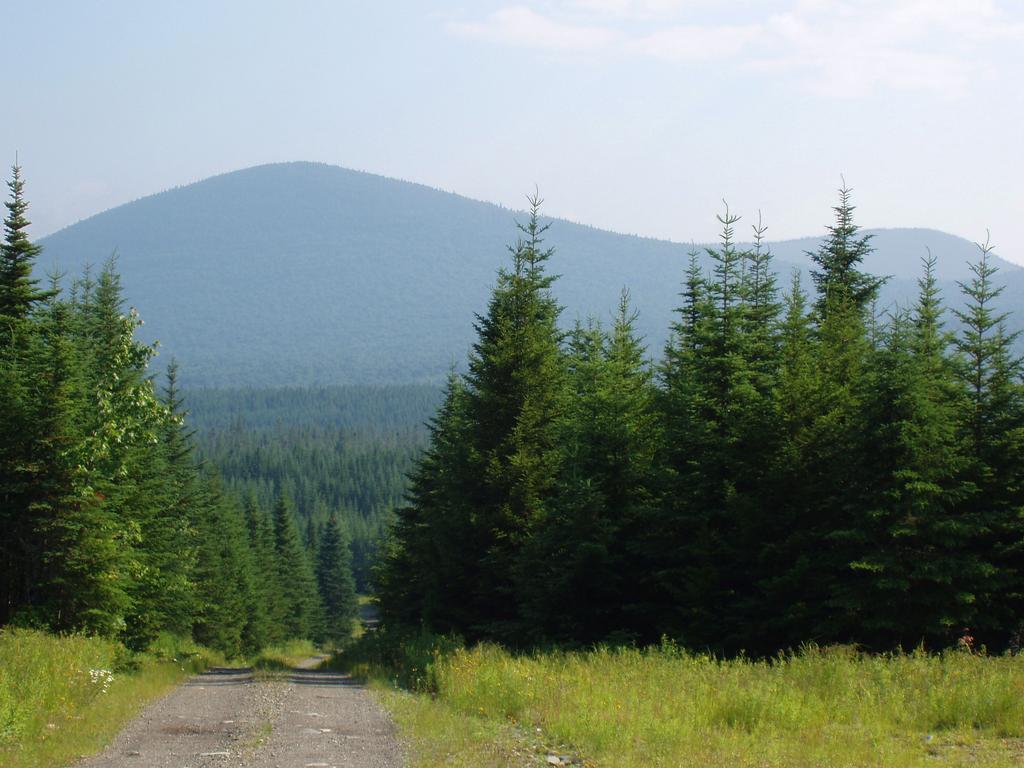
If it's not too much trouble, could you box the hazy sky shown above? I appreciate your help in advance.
[4,0,1023,262]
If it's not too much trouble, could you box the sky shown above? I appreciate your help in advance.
[4,0,1023,262]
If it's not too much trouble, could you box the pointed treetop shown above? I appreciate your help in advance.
[0,162,49,322]
[809,180,885,317]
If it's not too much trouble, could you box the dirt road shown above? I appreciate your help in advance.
[76,659,404,768]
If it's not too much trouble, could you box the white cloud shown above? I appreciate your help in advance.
[761,0,1024,97]
[446,0,1024,97]
[447,6,618,52]
[570,0,697,19]
[630,24,761,61]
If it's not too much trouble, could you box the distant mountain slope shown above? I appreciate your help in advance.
[38,162,1022,386]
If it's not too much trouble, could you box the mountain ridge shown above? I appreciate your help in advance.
[36,161,1022,387]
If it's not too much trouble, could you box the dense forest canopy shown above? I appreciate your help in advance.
[6,159,1024,658]
[380,189,1024,655]
[185,386,439,590]
[0,166,357,654]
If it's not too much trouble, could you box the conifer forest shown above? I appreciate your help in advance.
[3,162,1024,661]
[379,193,1024,656]
[0,165,357,655]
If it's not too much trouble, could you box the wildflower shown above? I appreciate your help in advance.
[88,668,115,694]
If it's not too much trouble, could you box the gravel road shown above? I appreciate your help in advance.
[75,658,405,768]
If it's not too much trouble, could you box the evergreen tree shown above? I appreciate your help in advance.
[271,494,321,640]
[192,474,257,657]
[316,513,358,645]
[305,515,321,560]
[460,194,567,639]
[809,181,885,319]
[0,163,49,326]
[840,255,978,648]
[33,287,132,634]
[151,361,201,637]
[656,206,783,651]
[953,236,1024,644]
[517,293,659,643]
[0,166,47,623]
[758,272,823,649]
[377,373,478,632]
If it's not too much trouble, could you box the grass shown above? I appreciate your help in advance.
[336,632,1024,768]
[0,628,222,768]
[250,638,319,675]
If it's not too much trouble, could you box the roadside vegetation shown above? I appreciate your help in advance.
[338,631,1024,768]
[250,638,320,673]
[0,629,336,767]
[0,629,222,768]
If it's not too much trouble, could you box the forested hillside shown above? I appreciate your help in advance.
[0,166,357,654]
[38,162,1023,386]
[380,191,1024,655]
[185,386,440,590]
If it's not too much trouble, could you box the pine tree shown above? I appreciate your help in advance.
[33,288,132,634]
[192,474,257,657]
[316,513,358,645]
[271,494,321,640]
[953,236,1024,645]
[839,255,978,648]
[461,193,567,638]
[517,293,660,643]
[809,181,885,319]
[0,163,49,326]
[377,373,478,632]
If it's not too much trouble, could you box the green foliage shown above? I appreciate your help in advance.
[0,163,49,324]
[186,384,437,591]
[337,632,1024,768]
[516,292,659,644]
[316,514,358,644]
[0,628,221,767]
[381,184,1024,655]
[0,166,343,657]
[382,196,570,641]
[271,495,323,642]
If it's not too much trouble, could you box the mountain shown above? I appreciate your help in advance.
[37,162,1023,387]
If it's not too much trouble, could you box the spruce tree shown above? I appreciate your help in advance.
[758,272,823,649]
[840,255,978,648]
[33,288,132,634]
[0,163,49,326]
[377,373,478,632]
[517,293,659,643]
[809,181,884,319]
[152,361,201,636]
[461,194,567,638]
[316,513,358,645]
[271,494,321,640]
[192,474,256,656]
[953,236,1024,644]
[656,206,783,651]
[0,166,47,623]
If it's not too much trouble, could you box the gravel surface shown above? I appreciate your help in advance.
[75,659,405,768]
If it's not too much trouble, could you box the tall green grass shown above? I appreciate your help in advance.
[340,633,1024,767]
[250,638,320,672]
[0,628,220,768]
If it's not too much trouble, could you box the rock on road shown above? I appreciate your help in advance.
[76,658,405,768]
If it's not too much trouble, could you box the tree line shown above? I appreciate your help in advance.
[0,165,357,654]
[379,189,1024,655]
[187,388,436,592]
